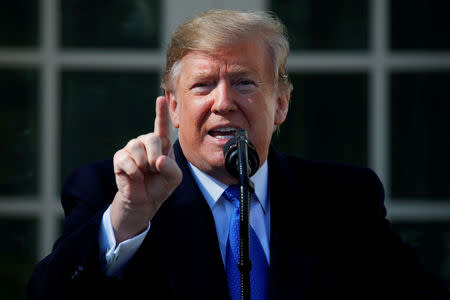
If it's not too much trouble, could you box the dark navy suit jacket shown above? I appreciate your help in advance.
[27,141,449,299]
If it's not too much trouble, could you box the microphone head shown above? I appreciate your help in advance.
[223,130,260,178]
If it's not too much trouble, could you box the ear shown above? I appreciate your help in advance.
[274,91,290,126]
[165,90,180,129]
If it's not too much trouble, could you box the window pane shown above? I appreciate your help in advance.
[60,71,159,186]
[392,222,450,288]
[390,1,450,50]
[0,217,37,300]
[0,69,39,196]
[61,0,160,49]
[0,0,38,47]
[272,73,368,167]
[391,72,450,199]
[270,0,368,50]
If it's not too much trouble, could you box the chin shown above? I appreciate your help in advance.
[205,155,227,172]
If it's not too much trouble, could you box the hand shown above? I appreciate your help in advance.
[110,96,182,243]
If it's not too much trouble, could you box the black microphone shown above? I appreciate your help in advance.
[223,129,260,178]
[223,129,259,299]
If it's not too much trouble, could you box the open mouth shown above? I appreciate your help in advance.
[208,127,238,140]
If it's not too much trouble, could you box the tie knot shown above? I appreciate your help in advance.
[223,185,240,207]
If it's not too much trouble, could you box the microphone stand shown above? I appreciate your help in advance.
[235,130,254,300]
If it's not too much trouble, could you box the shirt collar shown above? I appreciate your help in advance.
[188,161,269,213]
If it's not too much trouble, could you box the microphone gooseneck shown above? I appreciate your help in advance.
[223,129,259,300]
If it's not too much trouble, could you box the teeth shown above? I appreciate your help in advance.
[216,127,238,132]
[216,135,234,140]
[210,127,239,140]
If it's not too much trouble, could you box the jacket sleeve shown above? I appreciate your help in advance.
[27,159,121,300]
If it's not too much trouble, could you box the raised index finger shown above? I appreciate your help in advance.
[154,96,171,139]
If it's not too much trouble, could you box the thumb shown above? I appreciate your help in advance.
[156,155,182,186]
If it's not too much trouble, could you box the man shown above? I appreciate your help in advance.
[28,10,448,300]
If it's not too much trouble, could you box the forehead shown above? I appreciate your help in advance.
[179,40,273,79]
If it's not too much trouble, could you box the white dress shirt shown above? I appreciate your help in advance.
[188,162,270,264]
[99,161,271,276]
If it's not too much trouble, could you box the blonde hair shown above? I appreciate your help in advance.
[161,10,292,95]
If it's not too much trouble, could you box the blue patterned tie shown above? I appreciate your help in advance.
[224,185,268,300]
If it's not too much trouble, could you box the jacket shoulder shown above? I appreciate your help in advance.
[61,158,116,216]
[269,149,385,218]
[271,149,383,190]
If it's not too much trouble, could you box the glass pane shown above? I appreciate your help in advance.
[0,217,38,300]
[0,69,39,196]
[392,222,450,288]
[391,72,450,199]
[61,0,160,49]
[0,0,38,47]
[390,1,450,50]
[60,71,159,186]
[270,0,368,50]
[272,73,368,167]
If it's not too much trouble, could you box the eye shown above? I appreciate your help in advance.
[234,79,257,93]
[190,81,214,94]
[192,82,206,88]
[237,80,254,86]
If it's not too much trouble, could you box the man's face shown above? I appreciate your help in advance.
[166,40,289,184]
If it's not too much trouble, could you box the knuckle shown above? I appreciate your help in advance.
[126,138,141,150]
[113,149,127,164]
[142,133,159,145]
[137,133,151,141]
[113,150,136,174]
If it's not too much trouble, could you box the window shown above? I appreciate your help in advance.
[271,0,450,285]
[0,1,161,298]
[1,0,449,296]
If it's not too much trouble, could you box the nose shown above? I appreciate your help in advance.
[211,80,237,115]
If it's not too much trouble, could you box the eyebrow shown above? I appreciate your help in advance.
[191,66,256,80]
[227,65,255,77]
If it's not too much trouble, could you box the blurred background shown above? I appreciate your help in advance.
[0,0,449,298]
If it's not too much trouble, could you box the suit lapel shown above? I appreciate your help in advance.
[121,143,319,299]
[267,148,318,300]
[147,142,230,299]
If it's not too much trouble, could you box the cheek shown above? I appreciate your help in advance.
[248,102,277,148]
[247,112,272,139]
[179,100,211,134]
